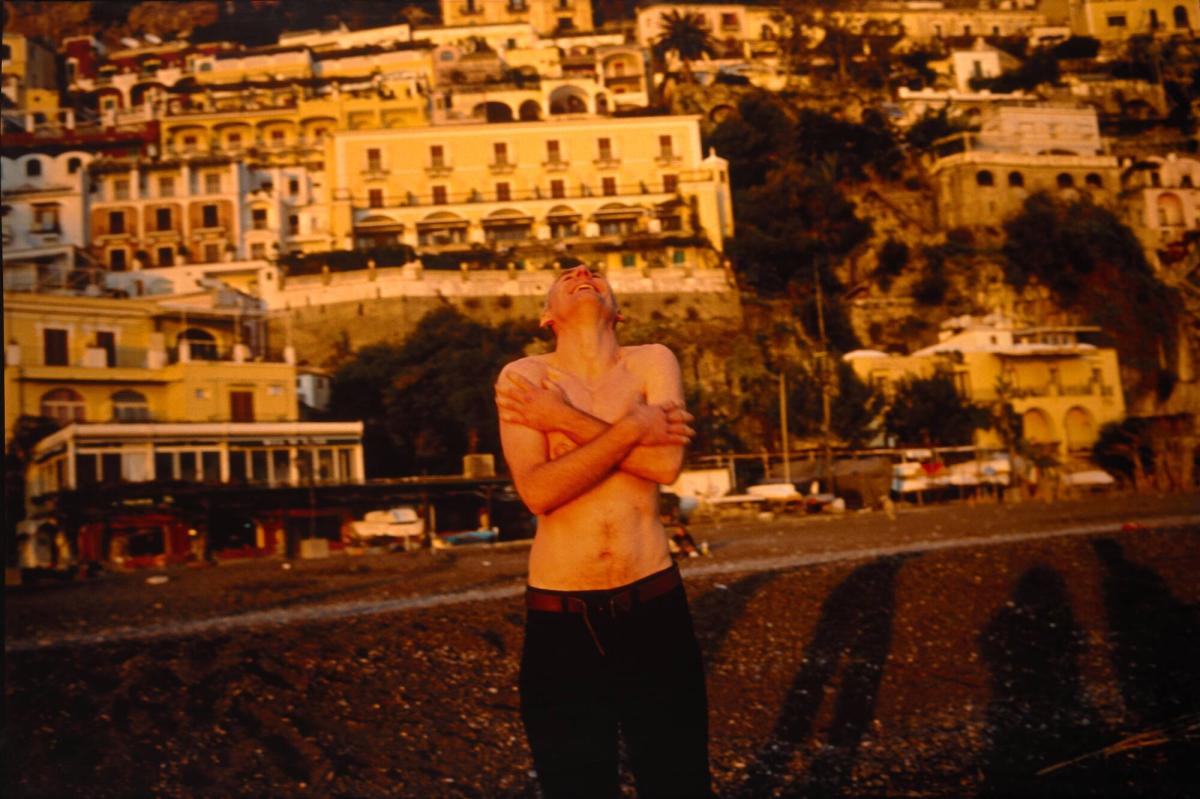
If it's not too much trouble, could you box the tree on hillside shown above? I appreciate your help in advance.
[883,371,989,447]
[653,10,719,83]
[1001,192,1182,399]
[329,308,541,476]
[729,163,872,297]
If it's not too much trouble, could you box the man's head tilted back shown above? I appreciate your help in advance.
[540,264,624,336]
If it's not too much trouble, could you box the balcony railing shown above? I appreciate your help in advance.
[346,179,677,209]
[488,159,517,174]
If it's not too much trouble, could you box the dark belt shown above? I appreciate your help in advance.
[526,565,682,616]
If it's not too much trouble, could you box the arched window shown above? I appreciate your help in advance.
[1158,193,1185,227]
[178,328,218,360]
[41,388,86,424]
[112,390,150,422]
[1175,5,1190,28]
[1085,173,1103,188]
[1056,173,1074,188]
[1008,171,1025,187]
[976,170,994,187]
[1182,174,1194,188]
[26,159,42,177]
[67,157,82,174]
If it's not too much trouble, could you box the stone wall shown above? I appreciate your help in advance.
[269,264,743,366]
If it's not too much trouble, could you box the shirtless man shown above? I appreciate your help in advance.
[495,264,713,799]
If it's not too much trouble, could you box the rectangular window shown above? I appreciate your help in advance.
[1107,14,1126,27]
[602,177,617,196]
[183,135,197,153]
[288,178,300,195]
[201,204,219,228]
[203,243,221,262]
[550,179,565,199]
[621,253,636,267]
[271,449,291,485]
[369,189,384,208]
[205,173,221,194]
[228,132,242,148]
[546,139,561,162]
[251,450,269,483]
[34,204,59,231]
[367,148,382,171]
[430,145,445,167]
[96,331,116,367]
[43,328,68,366]
[270,130,285,145]
[114,178,130,200]
[158,176,174,197]
[250,243,266,260]
[252,208,268,230]
[598,138,612,160]
[76,454,98,485]
[720,13,739,30]
[663,174,678,193]
[108,210,125,234]
[154,452,173,480]
[495,182,511,202]
[157,246,173,266]
[493,142,509,165]
[109,248,128,270]
[659,135,674,158]
[288,214,300,235]
[156,207,172,231]
[432,185,447,205]
[230,390,255,422]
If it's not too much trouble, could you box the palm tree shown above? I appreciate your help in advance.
[654,11,718,83]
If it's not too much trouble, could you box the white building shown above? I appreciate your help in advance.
[2,150,95,281]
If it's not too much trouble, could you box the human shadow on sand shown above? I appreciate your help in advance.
[1090,537,1200,792]
[733,554,914,799]
[978,564,1122,798]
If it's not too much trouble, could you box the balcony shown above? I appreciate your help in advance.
[655,153,682,167]
[458,4,484,15]
[593,156,620,169]
[542,157,569,171]
[425,163,454,177]
[361,167,390,181]
[488,159,517,175]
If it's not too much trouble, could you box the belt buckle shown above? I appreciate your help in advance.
[609,589,634,616]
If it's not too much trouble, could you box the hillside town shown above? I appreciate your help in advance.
[3,0,1198,573]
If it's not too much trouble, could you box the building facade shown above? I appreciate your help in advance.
[929,105,1121,229]
[845,314,1126,458]
[441,0,596,36]
[326,113,733,271]
[3,290,297,446]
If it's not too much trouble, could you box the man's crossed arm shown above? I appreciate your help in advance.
[495,353,694,516]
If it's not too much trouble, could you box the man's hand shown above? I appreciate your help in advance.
[627,400,695,447]
[495,371,571,432]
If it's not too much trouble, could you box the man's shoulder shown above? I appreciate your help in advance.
[621,343,678,367]
[499,354,552,380]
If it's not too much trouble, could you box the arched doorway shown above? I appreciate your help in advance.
[1063,407,1095,453]
[518,100,541,121]
[1022,407,1054,445]
[472,102,514,123]
[1157,193,1184,227]
[549,85,588,115]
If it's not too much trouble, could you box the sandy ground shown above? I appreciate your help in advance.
[4,494,1200,798]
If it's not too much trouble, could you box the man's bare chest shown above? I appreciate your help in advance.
[547,362,645,423]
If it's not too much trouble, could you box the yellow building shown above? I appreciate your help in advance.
[1,32,59,112]
[845,314,1126,458]
[441,0,595,36]
[3,291,299,447]
[326,113,734,271]
[1041,0,1196,40]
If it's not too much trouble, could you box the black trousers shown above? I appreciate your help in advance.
[519,565,713,799]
